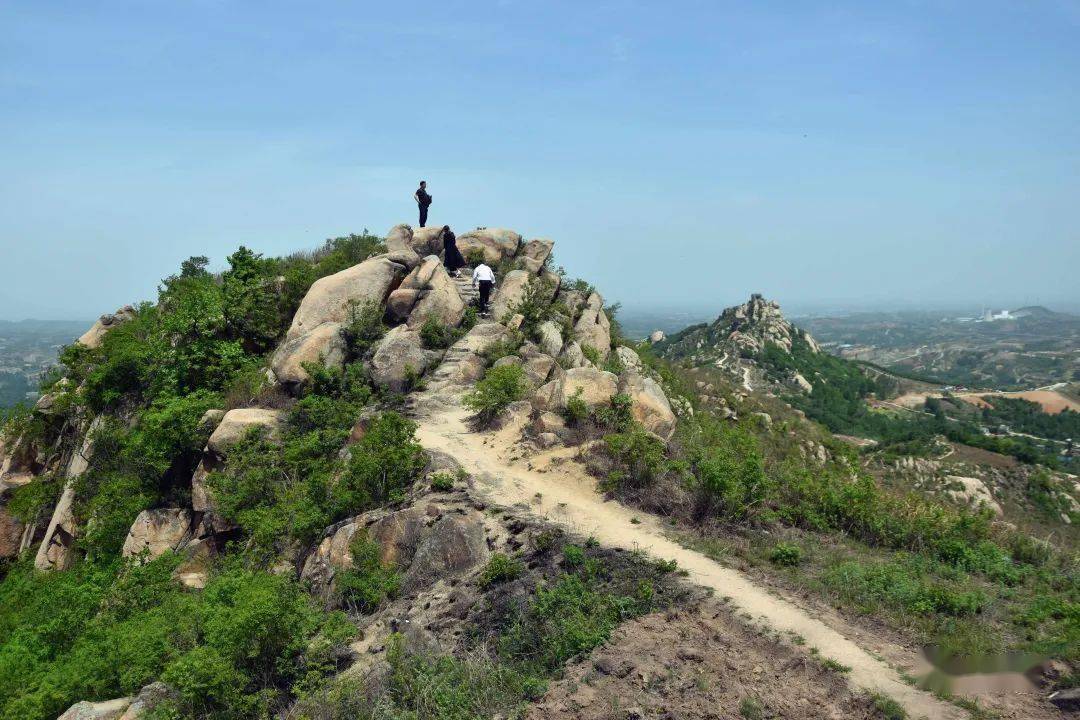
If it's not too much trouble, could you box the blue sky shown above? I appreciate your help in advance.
[2,1,1078,320]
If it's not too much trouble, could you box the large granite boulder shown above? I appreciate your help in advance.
[614,345,644,373]
[286,256,405,340]
[270,322,347,388]
[537,320,564,357]
[77,305,136,349]
[58,698,132,720]
[34,417,103,571]
[302,505,488,603]
[384,224,422,269]
[410,226,446,256]
[192,409,284,530]
[573,292,610,360]
[406,260,465,328]
[945,475,1003,517]
[172,538,215,590]
[385,256,465,328]
[518,238,554,274]
[618,371,677,439]
[121,508,195,561]
[370,325,439,392]
[558,340,588,369]
[490,269,531,321]
[206,408,284,455]
[456,228,522,264]
[533,367,618,412]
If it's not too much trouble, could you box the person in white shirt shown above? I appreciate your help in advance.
[472,263,496,315]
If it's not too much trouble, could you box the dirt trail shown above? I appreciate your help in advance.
[413,397,966,720]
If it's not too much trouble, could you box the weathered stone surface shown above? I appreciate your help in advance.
[649,329,666,344]
[118,682,175,720]
[270,322,347,387]
[456,228,522,264]
[207,408,284,455]
[788,372,813,394]
[573,292,610,360]
[197,409,226,433]
[427,323,512,390]
[303,505,487,601]
[537,320,564,357]
[561,290,587,321]
[536,411,567,434]
[385,288,422,324]
[34,417,102,571]
[518,238,554,274]
[410,226,446,256]
[534,367,618,412]
[287,256,406,340]
[618,371,677,440]
[121,509,194,561]
[385,224,422,269]
[0,507,24,560]
[172,538,215,590]
[614,345,644,373]
[370,325,439,392]
[405,513,487,590]
[521,351,556,387]
[58,697,132,720]
[490,269,531,322]
[945,475,1003,517]
[493,355,523,369]
[558,340,588,369]
[406,259,465,328]
[77,305,136,349]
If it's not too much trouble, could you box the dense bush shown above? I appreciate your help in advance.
[0,557,353,720]
[463,365,527,426]
[506,277,558,336]
[335,532,401,613]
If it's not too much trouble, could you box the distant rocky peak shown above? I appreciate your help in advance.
[712,293,818,356]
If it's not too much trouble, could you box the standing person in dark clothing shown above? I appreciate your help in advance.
[472,262,496,315]
[414,181,432,227]
[440,225,466,277]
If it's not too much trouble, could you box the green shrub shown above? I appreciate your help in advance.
[507,277,558,334]
[594,393,634,432]
[562,544,585,568]
[335,532,401,613]
[562,387,589,426]
[602,429,668,491]
[479,554,524,588]
[768,542,803,567]
[580,344,601,366]
[739,696,764,720]
[222,246,285,353]
[464,248,486,266]
[0,558,353,720]
[342,299,386,357]
[419,315,458,349]
[430,472,455,492]
[463,364,527,426]
[687,419,769,521]
[822,558,986,617]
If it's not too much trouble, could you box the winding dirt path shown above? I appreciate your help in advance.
[412,396,966,720]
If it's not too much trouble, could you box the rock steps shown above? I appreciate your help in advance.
[452,272,479,306]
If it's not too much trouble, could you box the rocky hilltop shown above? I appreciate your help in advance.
[654,293,818,392]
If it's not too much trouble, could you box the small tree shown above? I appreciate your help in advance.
[463,365,527,426]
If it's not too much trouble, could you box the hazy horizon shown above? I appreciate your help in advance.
[3,2,1078,321]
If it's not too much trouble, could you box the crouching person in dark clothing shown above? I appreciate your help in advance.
[472,262,496,315]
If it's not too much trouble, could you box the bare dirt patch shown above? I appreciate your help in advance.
[526,600,885,720]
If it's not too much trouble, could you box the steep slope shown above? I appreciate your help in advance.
[1,225,1074,720]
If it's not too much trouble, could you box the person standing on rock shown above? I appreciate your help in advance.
[440,225,466,277]
[414,181,432,228]
[472,262,496,315]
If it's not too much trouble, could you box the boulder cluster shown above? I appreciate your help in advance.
[0,223,682,581]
